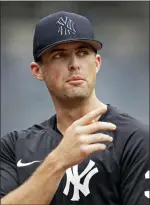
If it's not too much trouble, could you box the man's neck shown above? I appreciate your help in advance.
[54,95,106,135]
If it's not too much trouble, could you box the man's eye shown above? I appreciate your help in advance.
[53,53,65,59]
[53,53,61,59]
[78,50,89,56]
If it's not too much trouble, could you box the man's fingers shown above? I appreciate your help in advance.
[75,106,107,126]
[77,121,116,135]
[82,143,106,155]
[82,133,113,144]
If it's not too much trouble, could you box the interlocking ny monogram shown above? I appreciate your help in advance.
[63,160,98,201]
[56,16,76,35]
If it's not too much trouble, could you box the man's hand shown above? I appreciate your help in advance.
[54,107,116,169]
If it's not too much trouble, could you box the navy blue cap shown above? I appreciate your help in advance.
[33,11,103,61]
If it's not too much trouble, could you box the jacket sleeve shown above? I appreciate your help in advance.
[120,124,150,205]
[0,132,19,198]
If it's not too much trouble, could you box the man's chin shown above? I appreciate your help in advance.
[64,86,93,99]
[64,93,89,100]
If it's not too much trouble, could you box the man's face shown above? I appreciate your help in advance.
[32,42,101,101]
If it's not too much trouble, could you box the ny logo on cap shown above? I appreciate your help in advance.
[56,16,76,35]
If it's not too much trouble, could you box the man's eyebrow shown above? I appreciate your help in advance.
[49,48,66,54]
[49,45,93,54]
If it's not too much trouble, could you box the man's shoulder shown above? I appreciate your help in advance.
[104,104,149,149]
[106,104,149,162]
[1,114,57,147]
[105,104,148,135]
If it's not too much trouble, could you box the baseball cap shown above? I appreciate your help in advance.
[33,11,103,61]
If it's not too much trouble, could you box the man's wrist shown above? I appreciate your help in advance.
[47,148,67,173]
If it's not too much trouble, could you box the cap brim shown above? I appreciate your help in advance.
[80,39,103,51]
[36,38,103,60]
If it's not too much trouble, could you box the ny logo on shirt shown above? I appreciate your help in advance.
[63,160,98,201]
[56,16,76,35]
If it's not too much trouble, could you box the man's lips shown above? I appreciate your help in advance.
[67,75,84,82]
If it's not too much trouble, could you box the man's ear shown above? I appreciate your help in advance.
[95,54,101,73]
[30,62,44,81]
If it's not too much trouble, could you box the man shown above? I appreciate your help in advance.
[1,11,149,205]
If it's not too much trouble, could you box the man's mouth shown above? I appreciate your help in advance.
[67,75,85,82]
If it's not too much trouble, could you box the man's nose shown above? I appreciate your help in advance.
[68,54,80,71]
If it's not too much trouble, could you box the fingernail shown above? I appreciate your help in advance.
[110,137,113,141]
[112,125,116,129]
